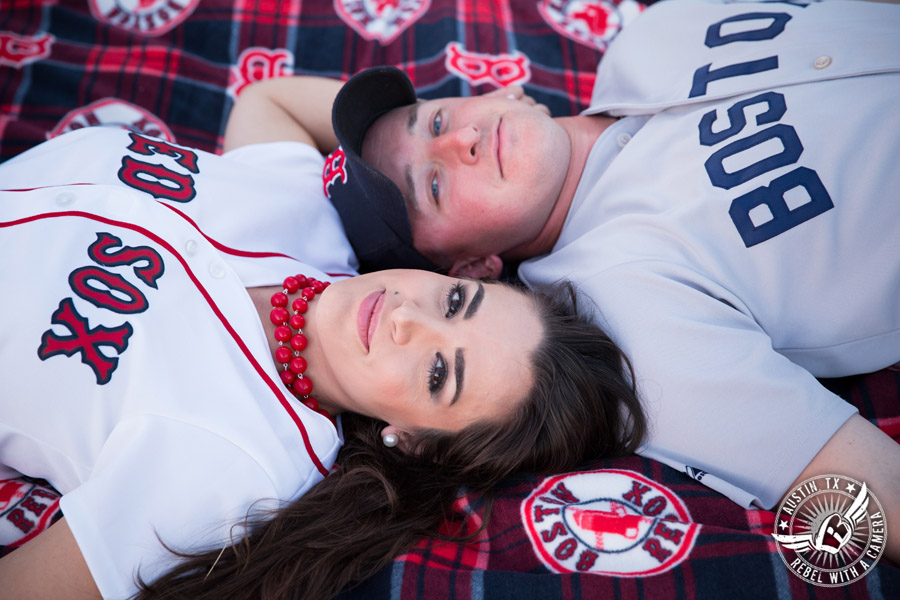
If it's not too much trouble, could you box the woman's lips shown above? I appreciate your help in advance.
[357,290,385,352]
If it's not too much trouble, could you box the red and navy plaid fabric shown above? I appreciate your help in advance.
[0,0,654,163]
[334,369,900,600]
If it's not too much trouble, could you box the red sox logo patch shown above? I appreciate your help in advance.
[0,479,61,547]
[228,47,294,100]
[335,0,430,45]
[88,0,200,36]
[323,146,348,198]
[49,98,174,142]
[445,43,530,88]
[0,32,54,68]
[538,0,644,51]
[522,469,697,576]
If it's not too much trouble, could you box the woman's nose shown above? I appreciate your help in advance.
[391,300,437,346]
[431,126,480,166]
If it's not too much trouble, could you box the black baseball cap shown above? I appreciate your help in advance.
[327,66,440,273]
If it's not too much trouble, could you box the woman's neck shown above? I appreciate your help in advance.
[246,283,341,418]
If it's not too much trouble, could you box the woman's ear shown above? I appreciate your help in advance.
[380,425,416,454]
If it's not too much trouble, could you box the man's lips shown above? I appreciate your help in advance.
[357,290,385,352]
[495,118,504,178]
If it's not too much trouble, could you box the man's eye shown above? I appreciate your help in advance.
[432,111,442,136]
[428,353,447,394]
[430,175,439,203]
[445,283,465,318]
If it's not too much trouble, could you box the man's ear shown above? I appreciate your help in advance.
[448,255,503,280]
[380,425,416,454]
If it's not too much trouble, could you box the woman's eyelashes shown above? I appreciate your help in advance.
[428,353,447,394]
[445,282,465,318]
[428,283,465,396]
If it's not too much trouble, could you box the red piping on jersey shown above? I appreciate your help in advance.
[0,184,354,280]
[158,202,356,279]
[1,210,330,477]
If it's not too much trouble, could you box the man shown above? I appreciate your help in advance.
[321,0,900,552]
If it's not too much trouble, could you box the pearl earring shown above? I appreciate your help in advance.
[382,433,399,448]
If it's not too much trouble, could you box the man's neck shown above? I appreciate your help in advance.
[502,114,617,262]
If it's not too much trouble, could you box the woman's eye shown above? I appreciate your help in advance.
[445,283,465,318]
[432,111,442,136]
[430,175,439,203]
[428,353,447,394]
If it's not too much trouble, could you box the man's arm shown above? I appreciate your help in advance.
[784,414,900,564]
[223,75,343,154]
[0,517,101,599]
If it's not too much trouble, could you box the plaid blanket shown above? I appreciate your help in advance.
[332,370,900,600]
[0,0,653,163]
[3,369,898,597]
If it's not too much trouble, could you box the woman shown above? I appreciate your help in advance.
[0,210,643,598]
[0,97,643,598]
[135,275,644,600]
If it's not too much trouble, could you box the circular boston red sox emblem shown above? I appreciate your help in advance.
[538,0,644,51]
[89,0,200,36]
[522,469,697,576]
[772,475,887,587]
[49,98,174,142]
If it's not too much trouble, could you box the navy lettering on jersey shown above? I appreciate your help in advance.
[690,11,792,98]
[690,57,778,99]
[704,124,803,190]
[704,12,792,48]
[696,90,834,246]
[699,91,786,147]
[729,166,833,247]
[69,266,149,314]
[88,232,165,289]
[38,298,134,385]
[125,132,199,173]
[118,157,197,203]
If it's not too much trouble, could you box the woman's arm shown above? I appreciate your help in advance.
[784,413,900,564]
[0,517,100,599]
[223,75,343,154]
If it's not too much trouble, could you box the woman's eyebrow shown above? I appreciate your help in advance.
[450,347,464,406]
[464,282,484,320]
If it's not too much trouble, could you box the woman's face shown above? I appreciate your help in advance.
[304,270,541,433]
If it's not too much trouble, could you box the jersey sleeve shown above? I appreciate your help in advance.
[573,264,857,509]
[221,139,323,171]
[59,415,282,599]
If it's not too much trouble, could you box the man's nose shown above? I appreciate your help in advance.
[431,126,480,166]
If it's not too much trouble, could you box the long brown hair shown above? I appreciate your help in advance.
[135,281,644,600]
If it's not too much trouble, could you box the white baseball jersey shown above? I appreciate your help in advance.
[520,0,900,508]
[0,130,356,597]
[0,126,358,281]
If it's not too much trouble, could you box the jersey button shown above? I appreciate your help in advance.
[616,133,632,148]
[55,192,75,206]
[209,262,226,279]
[184,239,199,256]
[813,56,832,70]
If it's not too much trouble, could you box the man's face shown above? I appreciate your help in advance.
[361,94,571,267]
